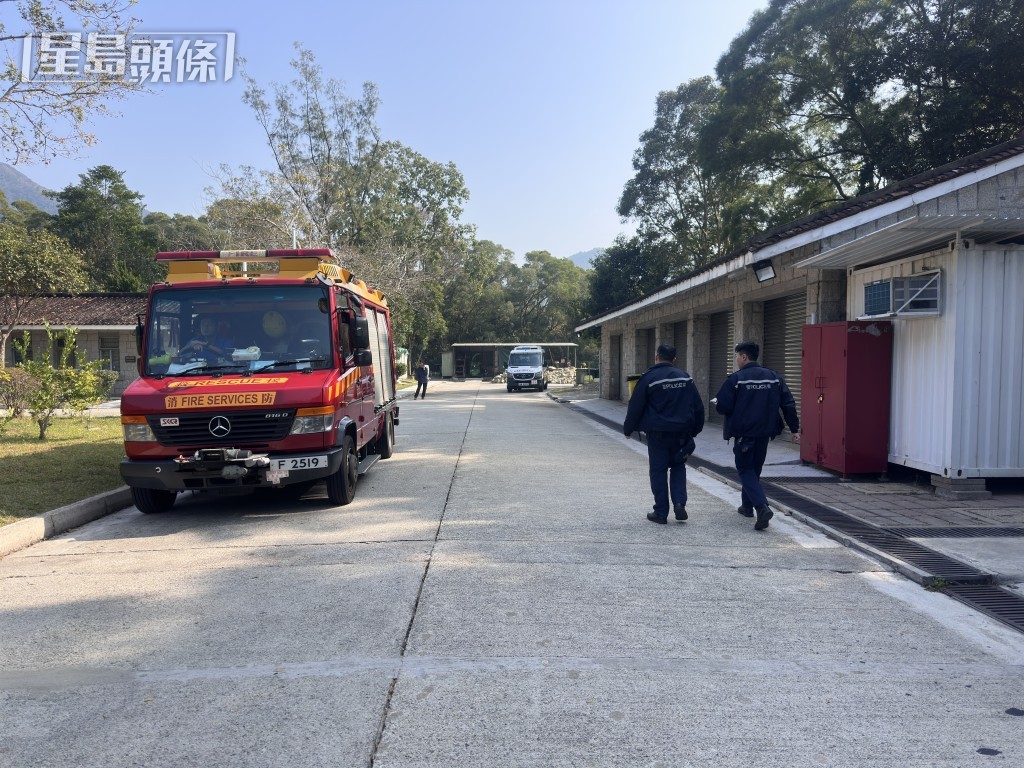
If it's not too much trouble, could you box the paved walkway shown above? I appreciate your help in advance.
[74,387,1024,595]
[556,387,1024,592]
[6,379,1024,767]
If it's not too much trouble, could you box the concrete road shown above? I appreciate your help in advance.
[2,380,1024,767]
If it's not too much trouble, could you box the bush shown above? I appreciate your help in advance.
[0,366,38,415]
[395,361,408,378]
[0,367,40,431]
[68,367,118,412]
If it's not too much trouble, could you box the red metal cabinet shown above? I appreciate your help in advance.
[800,321,893,475]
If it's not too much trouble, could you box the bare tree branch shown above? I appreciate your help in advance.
[0,0,141,164]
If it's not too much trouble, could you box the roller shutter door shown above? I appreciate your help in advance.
[708,311,733,420]
[762,293,804,415]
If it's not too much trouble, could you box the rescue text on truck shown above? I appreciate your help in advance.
[119,249,399,513]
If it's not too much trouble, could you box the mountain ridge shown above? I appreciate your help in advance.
[0,163,58,214]
[567,247,602,269]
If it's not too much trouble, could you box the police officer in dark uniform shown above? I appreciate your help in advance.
[623,344,705,525]
[714,341,800,531]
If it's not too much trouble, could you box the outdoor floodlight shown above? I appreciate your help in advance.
[752,258,776,283]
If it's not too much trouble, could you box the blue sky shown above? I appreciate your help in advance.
[18,0,768,261]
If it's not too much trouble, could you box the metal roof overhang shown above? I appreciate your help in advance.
[450,342,578,348]
[795,215,1024,269]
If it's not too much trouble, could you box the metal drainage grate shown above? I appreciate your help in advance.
[762,480,993,585]
[887,527,1024,539]
[941,585,1024,634]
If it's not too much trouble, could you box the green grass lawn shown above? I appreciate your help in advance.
[0,417,125,527]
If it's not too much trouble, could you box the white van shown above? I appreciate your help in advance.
[506,345,548,392]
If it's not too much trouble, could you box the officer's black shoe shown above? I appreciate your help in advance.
[737,505,754,518]
[646,512,668,524]
[754,505,774,531]
[674,504,688,521]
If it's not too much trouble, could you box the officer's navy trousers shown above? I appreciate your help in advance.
[646,431,687,517]
[733,436,770,508]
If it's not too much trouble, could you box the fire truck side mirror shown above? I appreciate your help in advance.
[350,316,370,349]
[134,322,144,356]
[354,349,373,367]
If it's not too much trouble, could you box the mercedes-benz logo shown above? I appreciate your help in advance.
[209,416,231,437]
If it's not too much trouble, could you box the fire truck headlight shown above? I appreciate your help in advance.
[290,407,335,435]
[121,416,156,442]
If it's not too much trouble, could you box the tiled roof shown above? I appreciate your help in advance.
[10,293,147,326]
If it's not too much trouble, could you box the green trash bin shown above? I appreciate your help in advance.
[627,373,643,398]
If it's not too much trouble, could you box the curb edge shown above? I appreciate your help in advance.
[0,486,132,560]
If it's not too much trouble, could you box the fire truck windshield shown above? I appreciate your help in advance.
[143,285,333,376]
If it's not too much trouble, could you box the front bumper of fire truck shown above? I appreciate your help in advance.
[120,446,345,492]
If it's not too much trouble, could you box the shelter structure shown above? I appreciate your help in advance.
[575,137,1024,497]
[443,342,578,380]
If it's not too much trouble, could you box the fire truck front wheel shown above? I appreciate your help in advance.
[131,486,178,514]
[327,434,358,505]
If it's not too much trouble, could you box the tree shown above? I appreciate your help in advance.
[504,251,590,341]
[0,191,52,230]
[876,0,1024,179]
[709,0,1024,201]
[237,45,470,255]
[588,235,676,317]
[620,77,790,273]
[440,239,516,344]
[203,174,296,249]
[143,211,226,252]
[710,0,897,201]
[391,284,446,370]
[48,165,161,291]
[0,1,141,164]
[0,220,87,364]
[232,44,472,356]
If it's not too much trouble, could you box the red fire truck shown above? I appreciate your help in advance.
[120,249,399,513]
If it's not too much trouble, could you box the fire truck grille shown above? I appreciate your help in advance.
[148,410,295,447]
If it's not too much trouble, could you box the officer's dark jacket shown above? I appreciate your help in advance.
[623,362,705,437]
[714,361,799,440]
